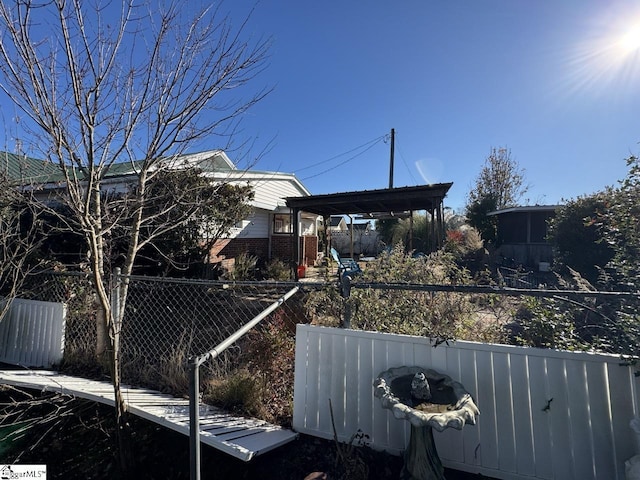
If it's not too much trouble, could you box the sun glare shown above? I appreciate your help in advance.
[561,10,640,99]
[618,23,640,55]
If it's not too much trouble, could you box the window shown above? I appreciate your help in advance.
[529,212,551,243]
[273,213,292,234]
[497,213,527,243]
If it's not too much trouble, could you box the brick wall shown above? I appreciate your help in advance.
[211,238,269,262]
[210,235,318,266]
[271,235,294,262]
[302,235,318,266]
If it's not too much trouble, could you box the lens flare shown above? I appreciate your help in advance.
[560,10,640,100]
[415,158,444,185]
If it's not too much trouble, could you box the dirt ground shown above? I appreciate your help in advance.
[0,387,494,480]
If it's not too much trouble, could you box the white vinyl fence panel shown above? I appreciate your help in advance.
[330,230,381,257]
[293,324,639,480]
[0,298,66,367]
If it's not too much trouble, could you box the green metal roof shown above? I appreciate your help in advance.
[0,150,235,185]
[0,152,64,183]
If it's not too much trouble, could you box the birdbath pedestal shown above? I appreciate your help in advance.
[374,366,479,480]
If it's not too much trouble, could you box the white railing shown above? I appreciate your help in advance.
[0,298,66,367]
[293,324,639,480]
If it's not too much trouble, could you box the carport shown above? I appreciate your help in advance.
[285,183,453,278]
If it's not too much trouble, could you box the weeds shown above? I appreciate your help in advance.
[227,252,259,281]
[329,399,370,480]
[204,370,267,418]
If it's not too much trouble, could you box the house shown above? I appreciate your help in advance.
[328,216,348,231]
[487,205,558,270]
[352,221,372,233]
[1,150,318,269]
[201,158,319,268]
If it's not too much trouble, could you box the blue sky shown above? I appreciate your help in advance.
[223,0,640,212]
[2,1,640,213]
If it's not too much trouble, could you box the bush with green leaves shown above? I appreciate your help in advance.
[509,271,640,354]
[304,283,345,328]
[225,253,259,281]
[530,157,640,356]
[600,156,640,291]
[511,297,592,351]
[263,258,291,281]
[547,192,614,286]
[308,244,485,341]
[512,294,640,355]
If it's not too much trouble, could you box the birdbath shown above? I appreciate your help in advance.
[374,366,479,480]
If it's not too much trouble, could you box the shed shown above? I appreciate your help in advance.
[488,205,558,269]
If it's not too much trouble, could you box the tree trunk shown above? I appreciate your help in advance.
[95,302,108,360]
[110,320,133,473]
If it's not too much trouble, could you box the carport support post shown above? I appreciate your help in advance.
[292,207,300,280]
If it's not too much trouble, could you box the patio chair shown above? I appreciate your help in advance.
[330,247,362,277]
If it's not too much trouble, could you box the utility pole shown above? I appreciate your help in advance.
[388,128,395,189]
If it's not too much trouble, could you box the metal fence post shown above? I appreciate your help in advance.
[188,285,299,479]
[111,267,121,323]
[189,356,201,480]
[340,273,352,329]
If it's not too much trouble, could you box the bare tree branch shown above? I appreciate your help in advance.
[0,0,269,471]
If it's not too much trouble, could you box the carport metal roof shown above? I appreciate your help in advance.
[285,183,453,217]
[285,183,453,278]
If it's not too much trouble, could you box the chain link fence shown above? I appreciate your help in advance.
[118,275,310,391]
[18,271,314,394]
[16,269,640,398]
[20,271,97,365]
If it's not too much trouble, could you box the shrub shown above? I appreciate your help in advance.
[547,193,614,285]
[264,258,291,281]
[510,297,591,351]
[305,283,347,328]
[308,244,482,341]
[204,370,266,418]
[444,227,487,275]
[511,285,640,355]
[226,253,258,281]
[205,311,296,425]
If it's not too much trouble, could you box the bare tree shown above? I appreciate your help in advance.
[0,0,269,471]
[466,147,528,211]
[465,147,529,243]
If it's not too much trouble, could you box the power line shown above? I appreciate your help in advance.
[295,134,387,176]
[300,138,385,180]
[395,139,419,185]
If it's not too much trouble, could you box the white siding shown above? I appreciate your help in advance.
[227,209,270,239]
[243,177,307,211]
[208,170,308,212]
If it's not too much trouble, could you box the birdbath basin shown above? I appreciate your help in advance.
[374,366,479,480]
